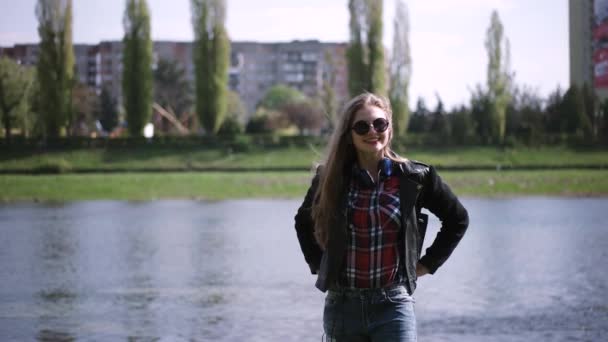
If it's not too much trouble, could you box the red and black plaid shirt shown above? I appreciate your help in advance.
[341,159,404,288]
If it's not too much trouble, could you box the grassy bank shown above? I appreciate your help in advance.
[1,170,607,202]
[1,146,608,173]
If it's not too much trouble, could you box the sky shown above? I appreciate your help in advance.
[0,0,569,109]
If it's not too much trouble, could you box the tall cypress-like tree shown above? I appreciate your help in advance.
[389,0,411,137]
[485,10,511,144]
[191,0,230,135]
[367,0,385,96]
[122,0,153,137]
[36,0,74,138]
[347,0,366,97]
[347,0,386,97]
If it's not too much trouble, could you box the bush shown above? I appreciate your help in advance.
[33,158,72,174]
[245,114,271,134]
[218,116,244,136]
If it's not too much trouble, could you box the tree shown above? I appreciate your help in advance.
[429,94,450,139]
[122,0,153,137]
[347,0,386,97]
[408,97,429,133]
[600,99,608,142]
[98,87,119,133]
[449,106,474,145]
[485,10,512,144]
[282,100,324,135]
[560,85,592,137]
[0,57,35,141]
[470,84,493,143]
[545,86,563,133]
[191,0,230,135]
[21,71,42,138]
[255,85,321,134]
[321,50,338,130]
[389,0,412,137]
[70,82,98,136]
[367,0,385,96]
[154,58,193,116]
[154,58,193,133]
[36,0,74,138]
[506,85,544,144]
[226,90,247,124]
[218,91,247,135]
[257,84,306,110]
[581,83,598,137]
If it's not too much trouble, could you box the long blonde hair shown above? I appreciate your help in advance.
[311,93,407,249]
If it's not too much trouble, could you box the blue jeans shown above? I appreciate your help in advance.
[323,284,417,342]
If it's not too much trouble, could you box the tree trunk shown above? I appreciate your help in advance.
[2,114,11,143]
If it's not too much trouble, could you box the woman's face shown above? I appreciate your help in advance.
[350,105,390,157]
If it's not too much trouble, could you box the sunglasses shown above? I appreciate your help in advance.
[351,118,389,135]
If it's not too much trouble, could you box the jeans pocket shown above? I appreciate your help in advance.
[385,288,414,304]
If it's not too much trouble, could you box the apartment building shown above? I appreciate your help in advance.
[570,0,608,100]
[1,40,348,117]
[231,40,348,113]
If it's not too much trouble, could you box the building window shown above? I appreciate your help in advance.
[285,73,304,83]
[302,52,318,62]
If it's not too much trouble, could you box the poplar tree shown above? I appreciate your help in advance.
[122,0,153,137]
[36,0,74,138]
[485,10,511,144]
[191,0,230,135]
[367,0,385,96]
[389,0,411,136]
[347,0,386,97]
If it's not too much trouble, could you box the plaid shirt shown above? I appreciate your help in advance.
[341,159,404,288]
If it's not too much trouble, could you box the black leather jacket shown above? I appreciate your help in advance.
[294,160,469,294]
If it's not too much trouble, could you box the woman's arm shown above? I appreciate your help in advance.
[294,173,323,274]
[418,166,469,274]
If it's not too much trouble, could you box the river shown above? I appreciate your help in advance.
[0,198,607,341]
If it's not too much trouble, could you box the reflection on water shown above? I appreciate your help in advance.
[0,198,607,341]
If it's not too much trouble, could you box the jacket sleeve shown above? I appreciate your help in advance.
[418,165,469,274]
[294,172,323,274]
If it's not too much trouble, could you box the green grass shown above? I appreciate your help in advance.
[1,145,608,172]
[1,170,607,202]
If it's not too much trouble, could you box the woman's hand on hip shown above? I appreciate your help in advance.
[416,263,430,277]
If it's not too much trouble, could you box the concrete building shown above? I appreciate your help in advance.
[570,0,594,88]
[570,0,608,99]
[1,39,348,118]
[230,40,348,114]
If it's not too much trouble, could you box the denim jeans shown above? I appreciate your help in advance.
[323,284,416,342]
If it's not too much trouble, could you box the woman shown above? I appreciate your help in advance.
[294,93,469,341]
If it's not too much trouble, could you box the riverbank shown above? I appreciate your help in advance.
[1,169,607,202]
[1,145,608,173]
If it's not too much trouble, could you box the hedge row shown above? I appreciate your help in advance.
[0,133,606,151]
